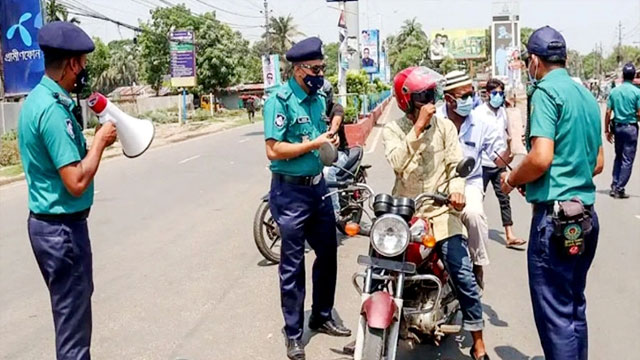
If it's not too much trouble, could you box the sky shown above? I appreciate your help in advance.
[76,0,640,56]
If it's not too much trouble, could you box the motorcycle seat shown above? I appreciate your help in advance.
[336,146,363,179]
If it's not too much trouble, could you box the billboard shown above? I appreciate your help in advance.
[491,22,519,79]
[0,0,45,97]
[360,29,379,74]
[169,30,196,87]
[262,54,281,90]
[429,28,486,61]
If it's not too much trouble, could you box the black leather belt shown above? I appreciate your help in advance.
[30,208,91,222]
[614,122,638,126]
[273,173,323,186]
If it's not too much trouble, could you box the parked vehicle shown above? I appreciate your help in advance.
[253,146,370,263]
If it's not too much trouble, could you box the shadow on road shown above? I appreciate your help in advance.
[596,188,638,198]
[483,303,508,327]
[494,345,544,360]
[243,131,264,137]
[489,229,507,245]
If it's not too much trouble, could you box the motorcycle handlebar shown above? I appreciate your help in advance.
[326,180,353,188]
[414,192,449,207]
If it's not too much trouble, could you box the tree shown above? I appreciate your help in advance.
[323,42,339,78]
[86,38,111,94]
[520,27,534,49]
[138,5,204,95]
[196,13,253,96]
[386,19,432,75]
[396,18,428,47]
[265,15,304,56]
[45,0,79,23]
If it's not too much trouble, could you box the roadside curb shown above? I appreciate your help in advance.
[0,120,261,188]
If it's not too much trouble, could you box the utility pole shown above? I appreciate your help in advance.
[263,0,270,53]
[617,20,623,66]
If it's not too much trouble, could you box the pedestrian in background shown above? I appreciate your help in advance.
[501,26,604,360]
[246,96,256,123]
[262,37,350,360]
[475,78,526,249]
[604,62,640,199]
[17,22,118,359]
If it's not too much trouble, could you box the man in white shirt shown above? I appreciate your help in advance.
[438,71,512,289]
[475,79,526,249]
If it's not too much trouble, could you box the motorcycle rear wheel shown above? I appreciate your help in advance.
[362,326,386,360]
[253,201,281,263]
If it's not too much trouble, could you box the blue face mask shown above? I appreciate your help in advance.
[303,75,324,95]
[454,96,473,117]
[489,93,504,108]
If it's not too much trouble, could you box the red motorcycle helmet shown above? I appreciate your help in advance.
[393,66,444,114]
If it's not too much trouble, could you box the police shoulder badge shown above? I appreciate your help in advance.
[65,119,75,139]
[275,113,286,128]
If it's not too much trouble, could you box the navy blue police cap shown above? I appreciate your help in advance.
[622,63,636,78]
[527,26,566,61]
[285,36,324,62]
[38,21,95,55]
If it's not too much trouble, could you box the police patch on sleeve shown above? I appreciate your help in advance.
[275,113,286,128]
[65,119,75,139]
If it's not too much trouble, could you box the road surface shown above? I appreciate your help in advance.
[1,101,639,359]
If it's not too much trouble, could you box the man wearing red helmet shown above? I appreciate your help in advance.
[383,67,489,360]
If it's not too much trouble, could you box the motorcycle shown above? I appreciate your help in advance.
[253,146,370,263]
[326,157,475,360]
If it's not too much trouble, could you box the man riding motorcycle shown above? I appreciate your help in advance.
[381,67,489,360]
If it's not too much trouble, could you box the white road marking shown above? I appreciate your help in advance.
[635,215,640,220]
[94,190,101,195]
[178,155,201,164]
[365,125,384,154]
[238,138,250,143]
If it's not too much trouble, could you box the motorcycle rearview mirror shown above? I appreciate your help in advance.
[319,142,338,167]
[455,157,476,178]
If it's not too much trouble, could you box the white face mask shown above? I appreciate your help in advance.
[528,56,539,85]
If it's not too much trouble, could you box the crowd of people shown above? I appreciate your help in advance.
[14,18,638,360]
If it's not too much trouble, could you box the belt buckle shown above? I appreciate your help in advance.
[312,174,322,185]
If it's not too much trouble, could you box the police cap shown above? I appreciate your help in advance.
[38,21,95,56]
[527,26,566,61]
[285,37,324,63]
[622,63,636,78]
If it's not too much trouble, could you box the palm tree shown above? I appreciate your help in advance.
[46,0,80,24]
[265,15,304,55]
[396,18,427,47]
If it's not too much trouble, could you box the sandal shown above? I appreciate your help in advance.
[505,237,527,249]
[470,346,491,360]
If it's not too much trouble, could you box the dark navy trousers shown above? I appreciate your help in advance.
[527,205,599,360]
[611,123,638,192]
[28,215,93,360]
[269,176,338,340]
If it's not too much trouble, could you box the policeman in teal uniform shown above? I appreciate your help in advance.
[605,63,640,198]
[501,26,604,360]
[17,22,117,360]
[263,37,350,360]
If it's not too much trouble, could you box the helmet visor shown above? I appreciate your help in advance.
[410,89,436,106]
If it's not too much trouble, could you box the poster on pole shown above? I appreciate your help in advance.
[491,22,519,79]
[360,29,379,74]
[262,54,281,90]
[170,30,197,87]
[0,0,45,97]
[429,28,486,61]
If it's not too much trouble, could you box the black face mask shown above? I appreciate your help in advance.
[72,67,89,93]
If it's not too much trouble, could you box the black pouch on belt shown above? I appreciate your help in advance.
[551,197,592,257]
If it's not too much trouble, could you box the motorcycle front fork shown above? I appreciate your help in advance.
[354,271,405,360]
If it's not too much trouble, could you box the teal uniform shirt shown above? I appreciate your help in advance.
[526,68,602,205]
[263,78,327,176]
[18,76,93,214]
[607,81,640,124]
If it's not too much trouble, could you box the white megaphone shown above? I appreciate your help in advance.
[87,93,155,158]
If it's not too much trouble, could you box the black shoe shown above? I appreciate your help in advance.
[609,189,616,197]
[308,316,352,337]
[284,337,305,360]
[614,191,630,199]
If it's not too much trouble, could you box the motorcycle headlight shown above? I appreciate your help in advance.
[370,214,411,257]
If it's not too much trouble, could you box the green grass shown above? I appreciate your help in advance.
[0,164,23,177]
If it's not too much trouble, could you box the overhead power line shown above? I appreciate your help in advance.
[192,0,263,19]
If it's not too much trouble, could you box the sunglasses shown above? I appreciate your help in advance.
[298,63,326,75]
[490,90,505,97]
[411,90,436,105]
[449,92,473,101]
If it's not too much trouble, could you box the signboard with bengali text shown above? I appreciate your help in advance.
[170,30,196,87]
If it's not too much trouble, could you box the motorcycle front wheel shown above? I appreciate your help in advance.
[362,326,386,360]
[253,201,281,263]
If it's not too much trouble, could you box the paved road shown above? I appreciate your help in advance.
[1,102,639,360]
